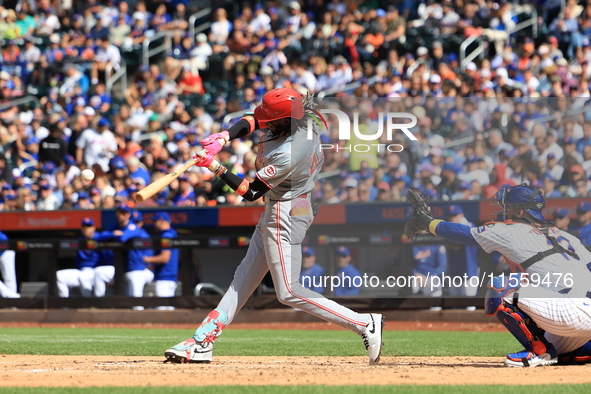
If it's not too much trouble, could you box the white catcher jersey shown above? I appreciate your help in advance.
[471,221,591,297]
[255,124,324,201]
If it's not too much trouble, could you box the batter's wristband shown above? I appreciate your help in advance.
[429,219,444,235]
[235,179,249,196]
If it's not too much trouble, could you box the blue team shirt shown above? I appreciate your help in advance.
[76,233,104,269]
[125,228,154,272]
[412,245,447,278]
[173,190,196,206]
[153,228,179,281]
[445,221,479,278]
[579,223,591,246]
[0,231,7,257]
[96,220,147,270]
[334,264,362,296]
[300,264,326,294]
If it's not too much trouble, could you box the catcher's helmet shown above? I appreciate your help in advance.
[254,88,305,123]
[493,183,546,221]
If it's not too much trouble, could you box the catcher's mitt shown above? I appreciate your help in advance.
[404,189,435,239]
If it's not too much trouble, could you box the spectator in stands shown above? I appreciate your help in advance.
[39,122,67,167]
[76,117,117,172]
[143,211,179,309]
[552,207,571,232]
[36,184,60,210]
[300,246,325,294]
[333,246,361,296]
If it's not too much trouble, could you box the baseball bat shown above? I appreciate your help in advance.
[134,139,225,203]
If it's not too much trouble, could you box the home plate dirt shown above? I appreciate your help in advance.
[0,355,588,387]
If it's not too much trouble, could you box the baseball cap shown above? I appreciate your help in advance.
[441,163,457,173]
[153,211,171,222]
[131,210,143,223]
[90,187,101,196]
[42,162,56,174]
[114,161,126,170]
[553,207,569,219]
[336,246,350,257]
[127,184,138,193]
[571,164,584,174]
[117,202,131,213]
[97,118,110,128]
[547,153,556,160]
[344,178,358,188]
[417,46,428,57]
[429,74,442,84]
[4,193,16,201]
[82,217,95,226]
[83,106,96,116]
[2,184,11,191]
[39,184,51,191]
[178,174,190,182]
[302,246,315,257]
[577,201,591,213]
[564,137,575,145]
[377,181,390,191]
[448,205,463,216]
[77,191,88,199]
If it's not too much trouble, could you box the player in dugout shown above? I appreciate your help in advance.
[405,184,591,367]
[164,88,384,364]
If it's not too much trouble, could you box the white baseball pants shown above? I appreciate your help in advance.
[217,198,370,334]
[0,250,16,294]
[56,267,95,298]
[517,285,591,354]
[125,269,154,297]
[94,265,115,297]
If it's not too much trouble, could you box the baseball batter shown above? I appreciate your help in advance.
[405,184,591,367]
[165,88,384,364]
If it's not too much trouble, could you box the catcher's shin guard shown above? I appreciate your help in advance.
[485,289,554,356]
[558,341,591,365]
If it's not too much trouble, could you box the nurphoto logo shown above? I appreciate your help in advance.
[308,109,418,153]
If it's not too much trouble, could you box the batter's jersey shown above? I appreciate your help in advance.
[255,123,324,201]
[471,221,591,296]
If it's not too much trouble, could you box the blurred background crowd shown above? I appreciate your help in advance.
[0,0,590,212]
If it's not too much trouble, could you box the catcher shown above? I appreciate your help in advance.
[164,88,384,364]
[405,184,591,367]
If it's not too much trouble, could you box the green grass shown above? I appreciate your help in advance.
[0,327,517,357]
[1,386,591,394]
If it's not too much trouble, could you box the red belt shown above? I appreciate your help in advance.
[266,193,308,202]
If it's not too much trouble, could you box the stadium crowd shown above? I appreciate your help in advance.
[0,0,590,214]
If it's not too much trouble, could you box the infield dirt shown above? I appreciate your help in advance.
[0,355,588,387]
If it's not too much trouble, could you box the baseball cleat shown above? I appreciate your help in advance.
[504,350,558,367]
[164,338,213,363]
[362,313,384,364]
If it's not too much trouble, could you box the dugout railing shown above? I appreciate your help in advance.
[0,231,491,311]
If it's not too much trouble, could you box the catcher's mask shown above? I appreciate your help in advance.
[491,183,546,222]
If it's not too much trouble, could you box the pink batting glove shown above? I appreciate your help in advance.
[201,131,229,156]
[193,152,215,168]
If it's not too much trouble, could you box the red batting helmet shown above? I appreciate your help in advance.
[254,88,304,122]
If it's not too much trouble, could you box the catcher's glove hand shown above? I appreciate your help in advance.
[404,189,435,238]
